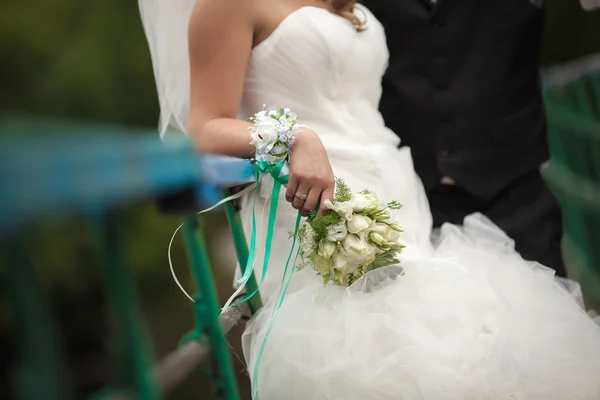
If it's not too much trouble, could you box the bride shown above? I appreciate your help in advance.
[140,0,600,398]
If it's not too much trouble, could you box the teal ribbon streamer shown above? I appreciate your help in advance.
[216,158,303,399]
[252,214,303,400]
[223,160,290,309]
[219,168,260,311]
[250,192,321,398]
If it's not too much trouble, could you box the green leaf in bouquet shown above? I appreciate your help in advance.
[386,200,403,210]
[296,261,309,271]
[369,250,400,271]
[333,177,352,202]
[308,212,342,244]
[348,265,367,285]
[334,268,345,286]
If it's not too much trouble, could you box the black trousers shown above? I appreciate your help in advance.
[427,170,566,278]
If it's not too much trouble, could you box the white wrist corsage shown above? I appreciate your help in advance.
[249,107,306,165]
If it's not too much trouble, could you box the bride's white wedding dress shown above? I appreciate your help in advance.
[233,6,600,400]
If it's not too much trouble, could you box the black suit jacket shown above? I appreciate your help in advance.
[362,0,548,199]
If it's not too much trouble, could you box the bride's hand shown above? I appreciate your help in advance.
[285,129,335,217]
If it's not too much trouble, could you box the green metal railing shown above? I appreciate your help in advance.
[542,53,600,312]
[0,125,259,400]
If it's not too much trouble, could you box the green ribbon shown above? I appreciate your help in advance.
[250,199,319,398]
[223,160,290,309]
[249,195,322,398]
[252,214,302,400]
[218,158,304,399]
[255,160,289,186]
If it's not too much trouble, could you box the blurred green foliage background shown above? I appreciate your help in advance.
[0,0,598,399]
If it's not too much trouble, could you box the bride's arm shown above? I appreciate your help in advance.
[187,0,335,216]
[187,0,255,157]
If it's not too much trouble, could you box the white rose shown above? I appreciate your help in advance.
[348,194,370,212]
[326,223,348,242]
[363,192,384,212]
[372,222,401,243]
[250,119,279,153]
[317,240,337,259]
[343,234,368,263]
[332,250,349,270]
[363,242,379,265]
[346,214,372,234]
[324,199,354,221]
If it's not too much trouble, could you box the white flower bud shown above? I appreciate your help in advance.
[368,231,387,246]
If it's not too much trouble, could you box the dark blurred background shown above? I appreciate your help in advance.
[0,1,599,399]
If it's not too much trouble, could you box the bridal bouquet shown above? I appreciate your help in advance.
[247,106,405,287]
[296,179,405,286]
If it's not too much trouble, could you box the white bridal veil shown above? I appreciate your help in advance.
[139,0,197,138]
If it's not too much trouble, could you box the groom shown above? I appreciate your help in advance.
[362,0,567,277]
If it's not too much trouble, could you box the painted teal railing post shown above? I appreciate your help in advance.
[543,65,600,313]
[181,216,240,400]
[0,127,258,399]
[5,241,74,400]
[223,190,263,314]
[91,213,160,400]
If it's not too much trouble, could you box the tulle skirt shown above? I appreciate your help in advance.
[242,214,600,400]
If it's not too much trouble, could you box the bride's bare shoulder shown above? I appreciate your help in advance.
[189,0,305,48]
[189,0,259,34]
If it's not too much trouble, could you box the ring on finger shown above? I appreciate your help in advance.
[294,193,308,201]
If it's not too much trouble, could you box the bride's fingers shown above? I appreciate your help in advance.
[291,181,310,210]
[316,186,334,216]
[301,187,321,217]
[285,177,299,203]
